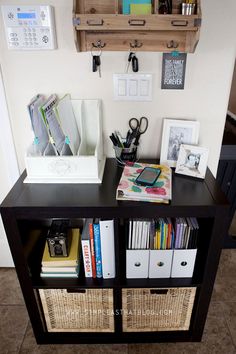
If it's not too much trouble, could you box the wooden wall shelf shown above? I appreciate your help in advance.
[73,0,201,52]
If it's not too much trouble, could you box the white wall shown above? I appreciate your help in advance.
[0,65,19,266]
[0,145,14,267]
[0,0,236,176]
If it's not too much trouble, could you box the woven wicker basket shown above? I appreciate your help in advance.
[122,287,196,332]
[39,289,114,332]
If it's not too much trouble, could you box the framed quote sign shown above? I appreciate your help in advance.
[161,53,187,90]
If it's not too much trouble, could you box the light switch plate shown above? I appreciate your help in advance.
[113,73,152,101]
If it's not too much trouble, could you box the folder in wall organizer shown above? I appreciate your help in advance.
[171,249,197,278]
[122,0,152,14]
[126,249,149,278]
[24,99,106,184]
[149,250,173,278]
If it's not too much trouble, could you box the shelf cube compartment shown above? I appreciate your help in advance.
[39,288,114,332]
[122,287,196,332]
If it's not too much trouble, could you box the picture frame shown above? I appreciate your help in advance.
[175,144,209,179]
[160,119,200,167]
[161,53,187,90]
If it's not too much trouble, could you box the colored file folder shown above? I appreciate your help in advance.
[122,0,151,14]
[130,3,152,14]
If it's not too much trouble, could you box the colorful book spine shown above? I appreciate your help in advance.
[81,220,92,278]
[166,218,172,249]
[156,222,161,250]
[81,239,92,277]
[89,221,96,278]
[93,220,103,278]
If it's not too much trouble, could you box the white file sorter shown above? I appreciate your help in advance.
[149,250,173,278]
[24,100,106,183]
[171,249,197,278]
[126,250,149,279]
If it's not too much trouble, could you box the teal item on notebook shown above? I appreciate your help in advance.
[122,0,151,14]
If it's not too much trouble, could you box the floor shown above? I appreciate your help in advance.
[0,249,235,354]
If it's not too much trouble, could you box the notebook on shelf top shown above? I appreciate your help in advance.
[116,162,172,203]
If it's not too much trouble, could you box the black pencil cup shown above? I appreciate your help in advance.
[113,146,137,165]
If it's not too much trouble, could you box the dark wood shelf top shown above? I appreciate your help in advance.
[1,159,228,219]
[31,275,200,289]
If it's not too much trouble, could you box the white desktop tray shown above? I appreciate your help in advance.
[24,99,106,184]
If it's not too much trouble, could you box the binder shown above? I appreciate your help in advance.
[99,219,116,279]
[126,250,149,278]
[171,249,197,278]
[149,250,173,278]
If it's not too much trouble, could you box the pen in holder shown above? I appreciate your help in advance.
[182,2,196,15]
[110,116,148,165]
[113,145,137,166]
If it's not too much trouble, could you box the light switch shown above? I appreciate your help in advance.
[113,74,152,101]
[140,79,149,96]
[118,79,127,96]
[129,80,138,96]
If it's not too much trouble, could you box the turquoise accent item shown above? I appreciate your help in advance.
[65,136,70,145]
[171,51,180,57]
[34,137,39,145]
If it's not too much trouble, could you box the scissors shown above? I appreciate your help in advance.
[128,116,149,146]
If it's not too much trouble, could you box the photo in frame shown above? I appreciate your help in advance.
[160,119,200,167]
[175,144,209,179]
[161,53,187,90]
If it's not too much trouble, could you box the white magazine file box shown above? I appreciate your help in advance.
[171,249,197,278]
[24,100,106,183]
[126,250,149,279]
[149,250,173,278]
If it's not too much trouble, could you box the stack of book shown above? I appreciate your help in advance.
[40,228,81,278]
[81,218,116,279]
[116,162,172,203]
